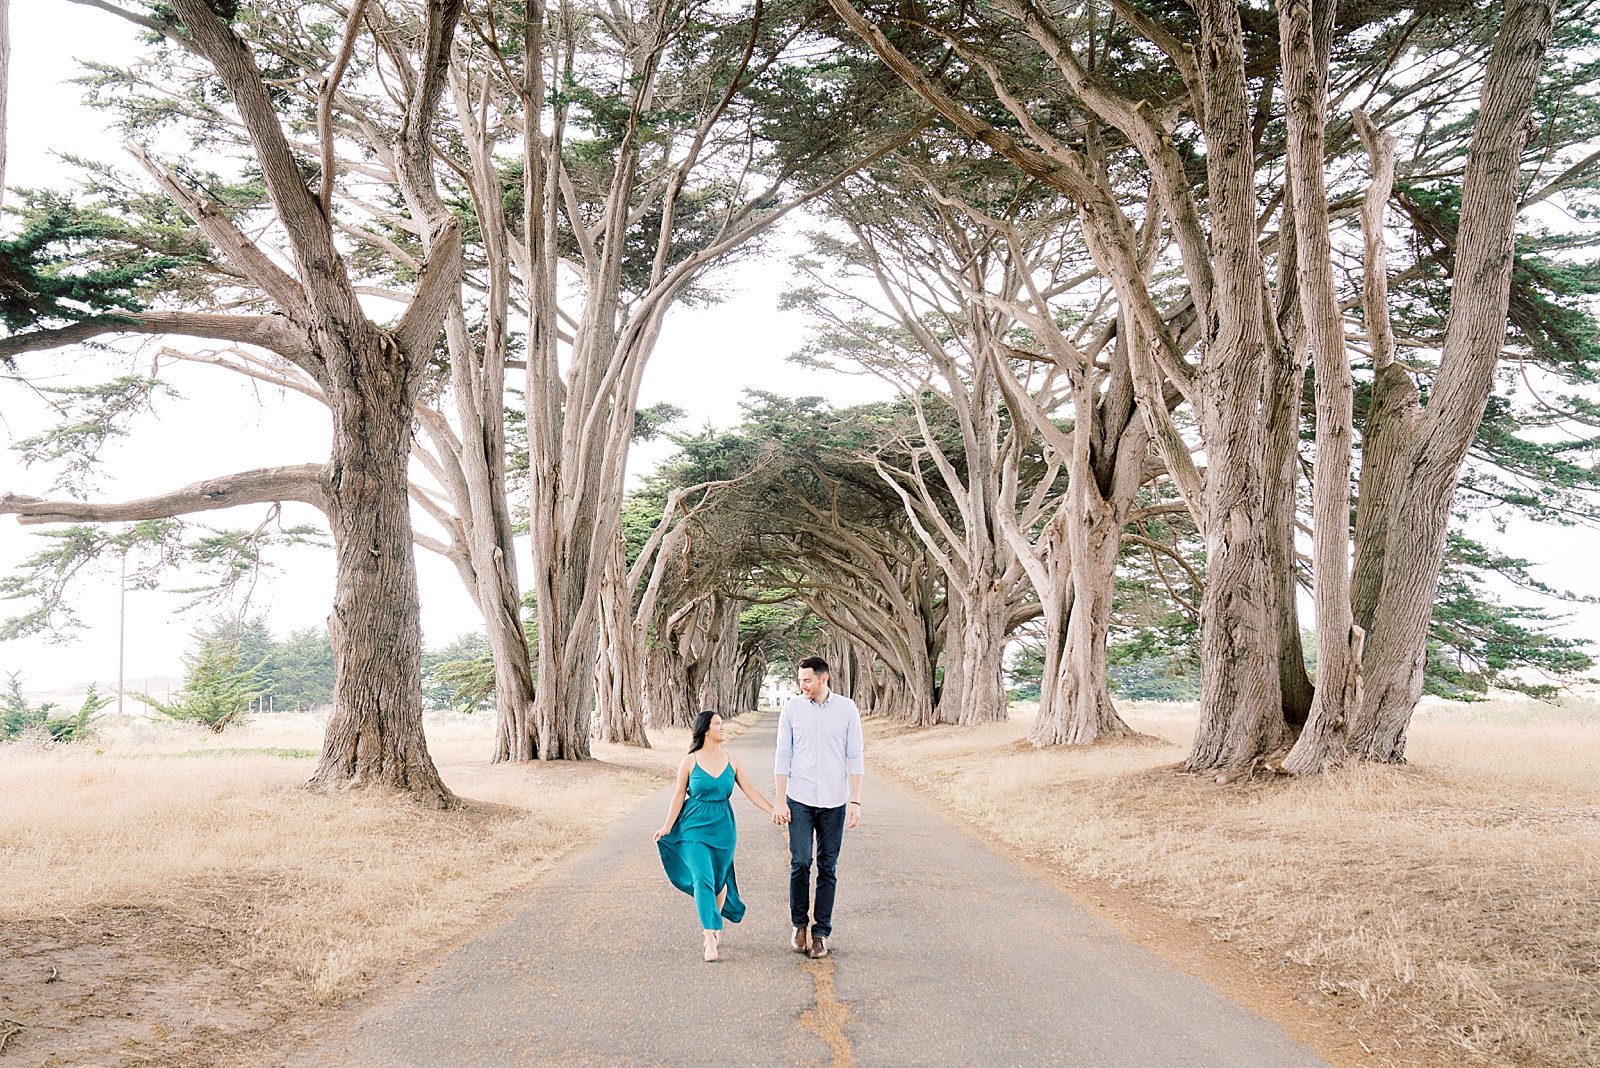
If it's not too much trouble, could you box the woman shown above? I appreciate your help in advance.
[654,711,779,961]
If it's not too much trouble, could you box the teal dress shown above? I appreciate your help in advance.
[657,760,746,930]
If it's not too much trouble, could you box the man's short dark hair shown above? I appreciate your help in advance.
[798,655,830,675]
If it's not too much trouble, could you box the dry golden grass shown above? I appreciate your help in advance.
[0,709,755,1065]
[867,699,1600,1068]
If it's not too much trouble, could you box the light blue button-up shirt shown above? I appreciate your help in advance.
[774,690,865,809]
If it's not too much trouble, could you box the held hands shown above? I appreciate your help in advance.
[772,802,791,826]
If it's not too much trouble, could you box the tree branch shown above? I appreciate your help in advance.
[0,312,309,364]
[2,464,327,525]
[318,0,371,214]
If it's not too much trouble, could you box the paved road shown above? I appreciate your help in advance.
[283,713,1326,1067]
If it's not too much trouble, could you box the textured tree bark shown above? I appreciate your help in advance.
[595,535,649,746]
[1263,160,1316,730]
[1281,0,1361,776]
[935,594,965,724]
[1182,0,1286,775]
[308,330,451,807]
[953,575,1012,725]
[735,639,768,713]
[644,629,696,731]
[1047,505,1135,745]
[999,376,1143,747]
[1021,515,1075,743]
[828,637,860,703]
[1349,0,1554,762]
[707,599,747,714]
[433,69,542,762]
[644,594,738,730]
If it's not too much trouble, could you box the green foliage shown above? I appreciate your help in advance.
[1108,657,1202,702]
[1424,533,1595,699]
[1005,641,1044,702]
[634,403,686,443]
[269,627,335,710]
[621,493,667,570]
[1,520,182,641]
[739,601,824,683]
[139,633,268,732]
[0,190,192,344]
[14,376,177,494]
[1,674,109,743]
[205,615,276,677]
[420,605,541,713]
[421,632,497,713]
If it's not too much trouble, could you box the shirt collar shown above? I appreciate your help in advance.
[806,688,833,707]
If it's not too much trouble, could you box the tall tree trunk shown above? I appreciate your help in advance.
[828,637,857,701]
[904,652,939,726]
[935,594,966,723]
[1184,0,1287,774]
[735,641,767,712]
[1047,501,1136,744]
[439,318,540,762]
[1282,0,1362,775]
[645,596,703,729]
[595,535,649,746]
[437,71,540,762]
[1350,477,1452,761]
[696,597,744,714]
[153,0,465,803]
[953,567,1011,726]
[525,528,599,759]
[1026,517,1076,742]
[309,333,452,807]
[852,650,876,714]
[1349,0,1554,762]
[1265,175,1316,728]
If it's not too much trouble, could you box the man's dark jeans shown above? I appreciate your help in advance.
[787,797,846,939]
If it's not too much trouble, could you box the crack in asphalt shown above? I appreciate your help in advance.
[797,955,854,1067]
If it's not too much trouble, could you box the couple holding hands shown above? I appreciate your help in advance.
[654,656,865,962]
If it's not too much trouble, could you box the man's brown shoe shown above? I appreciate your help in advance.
[808,933,829,959]
[792,925,809,953]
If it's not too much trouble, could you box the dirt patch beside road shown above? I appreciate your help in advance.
[0,712,752,1066]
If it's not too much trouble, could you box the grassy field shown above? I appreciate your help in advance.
[866,698,1600,1068]
[0,710,742,1067]
[8,699,1594,1067]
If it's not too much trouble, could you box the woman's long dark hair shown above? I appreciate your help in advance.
[688,710,718,753]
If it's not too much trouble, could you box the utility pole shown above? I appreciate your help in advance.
[117,547,127,717]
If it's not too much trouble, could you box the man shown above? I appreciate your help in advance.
[772,655,864,959]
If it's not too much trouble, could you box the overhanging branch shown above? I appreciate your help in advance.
[0,312,310,365]
[2,464,328,525]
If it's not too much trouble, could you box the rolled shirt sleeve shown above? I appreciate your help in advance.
[844,706,864,776]
[774,701,794,777]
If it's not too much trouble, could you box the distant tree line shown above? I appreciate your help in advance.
[157,617,505,724]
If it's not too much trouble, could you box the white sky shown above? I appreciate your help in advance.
[2,3,1597,695]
